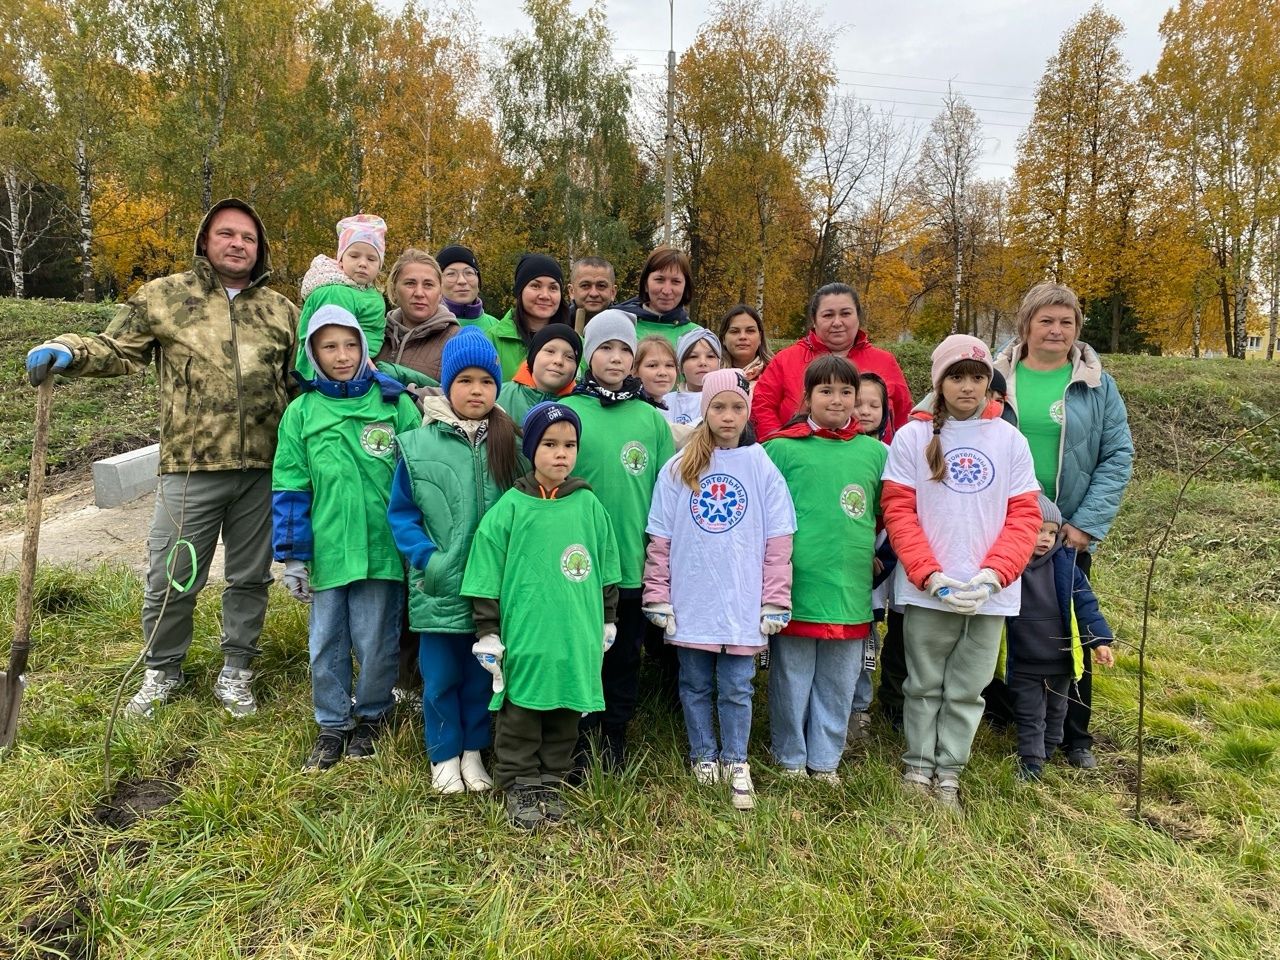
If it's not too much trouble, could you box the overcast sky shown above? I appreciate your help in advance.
[466,0,1174,175]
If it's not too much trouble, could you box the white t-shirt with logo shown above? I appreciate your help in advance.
[882,415,1038,617]
[661,391,703,427]
[647,444,797,647]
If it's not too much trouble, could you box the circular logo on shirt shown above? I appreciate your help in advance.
[943,447,995,492]
[689,473,749,533]
[560,544,592,582]
[673,414,693,425]
[840,483,868,519]
[1049,399,1065,425]
[360,422,395,457]
[620,441,649,476]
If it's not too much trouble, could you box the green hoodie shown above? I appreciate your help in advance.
[485,308,528,381]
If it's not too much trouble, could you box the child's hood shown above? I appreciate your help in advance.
[304,305,370,382]
[512,471,593,498]
[301,254,360,300]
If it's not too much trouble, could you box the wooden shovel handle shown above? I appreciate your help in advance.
[9,378,53,674]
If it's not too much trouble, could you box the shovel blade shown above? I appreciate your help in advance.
[0,670,26,750]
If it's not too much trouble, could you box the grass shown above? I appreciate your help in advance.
[0,301,1278,957]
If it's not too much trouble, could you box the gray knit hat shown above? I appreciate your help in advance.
[583,308,638,361]
[676,326,722,364]
[1037,493,1063,527]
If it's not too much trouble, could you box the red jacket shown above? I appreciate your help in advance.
[751,329,912,441]
[881,409,1040,590]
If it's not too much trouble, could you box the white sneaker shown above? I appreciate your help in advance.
[213,666,257,718]
[810,770,842,786]
[459,750,493,792]
[691,760,721,785]
[779,766,808,778]
[933,775,963,814]
[726,761,755,811]
[430,756,465,794]
[124,669,182,718]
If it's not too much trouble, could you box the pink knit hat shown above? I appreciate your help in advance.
[930,334,994,391]
[700,368,751,417]
[336,214,387,264]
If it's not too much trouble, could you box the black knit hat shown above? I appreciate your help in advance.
[515,253,563,296]
[527,322,583,371]
[990,368,1008,397]
[436,244,481,282]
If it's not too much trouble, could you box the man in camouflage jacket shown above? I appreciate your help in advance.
[26,198,299,719]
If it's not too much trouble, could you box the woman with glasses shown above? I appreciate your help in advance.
[437,245,498,333]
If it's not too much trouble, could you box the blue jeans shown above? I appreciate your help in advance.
[768,636,864,772]
[419,631,492,763]
[852,622,879,712]
[676,647,756,764]
[309,579,403,731]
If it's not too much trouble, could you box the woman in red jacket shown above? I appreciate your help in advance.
[751,283,912,441]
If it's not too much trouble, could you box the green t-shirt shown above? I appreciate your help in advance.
[634,318,700,349]
[273,387,423,590]
[764,433,886,625]
[561,393,675,588]
[1014,362,1072,499]
[462,488,621,712]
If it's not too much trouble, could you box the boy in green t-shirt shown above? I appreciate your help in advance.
[462,402,621,829]
[561,310,675,770]
[272,304,423,773]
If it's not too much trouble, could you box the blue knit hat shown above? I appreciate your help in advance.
[522,401,581,460]
[440,327,502,395]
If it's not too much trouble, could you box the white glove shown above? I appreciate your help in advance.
[603,623,617,652]
[282,559,312,603]
[759,604,791,636]
[950,568,1002,613]
[643,602,676,638]
[926,572,977,614]
[472,634,505,693]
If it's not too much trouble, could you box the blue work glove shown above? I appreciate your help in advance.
[26,342,72,386]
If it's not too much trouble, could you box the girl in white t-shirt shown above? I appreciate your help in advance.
[662,328,722,426]
[882,335,1041,812]
[643,368,796,811]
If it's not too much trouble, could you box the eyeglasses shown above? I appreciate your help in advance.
[443,267,478,281]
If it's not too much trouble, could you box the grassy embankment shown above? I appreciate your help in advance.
[1,299,1279,958]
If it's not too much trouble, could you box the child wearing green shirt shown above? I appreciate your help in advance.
[272,304,423,772]
[562,310,675,770]
[463,402,621,829]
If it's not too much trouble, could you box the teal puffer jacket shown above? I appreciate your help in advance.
[995,340,1134,545]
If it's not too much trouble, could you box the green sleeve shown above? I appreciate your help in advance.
[377,361,440,389]
[597,501,622,587]
[395,394,425,433]
[271,403,311,492]
[653,408,676,466]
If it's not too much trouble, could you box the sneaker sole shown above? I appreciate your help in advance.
[731,794,755,811]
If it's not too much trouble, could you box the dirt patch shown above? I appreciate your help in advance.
[89,750,197,830]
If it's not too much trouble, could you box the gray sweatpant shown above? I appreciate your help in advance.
[141,470,274,677]
[902,605,1004,778]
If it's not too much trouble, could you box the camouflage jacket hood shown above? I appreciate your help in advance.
[54,198,299,472]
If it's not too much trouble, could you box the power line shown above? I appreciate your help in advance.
[840,90,1034,117]
[838,79,1036,104]
[835,67,1036,92]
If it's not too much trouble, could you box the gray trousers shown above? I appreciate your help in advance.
[1007,672,1072,763]
[142,470,274,677]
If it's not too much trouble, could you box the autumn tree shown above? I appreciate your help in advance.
[1146,0,1280,358]
[917,90,984,334]
[492,0,653,275]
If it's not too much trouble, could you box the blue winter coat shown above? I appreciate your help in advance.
[998,545,1114,681]
[995,340,1134,545]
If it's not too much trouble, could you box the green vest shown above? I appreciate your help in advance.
[764,434,887,625]
[497,380,559,426]
[396,423,514,633]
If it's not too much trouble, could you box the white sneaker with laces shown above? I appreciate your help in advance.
[124,668,183,718]
[691,760,721,785]
[726,761,755,811]
[213,666,257,718]
[459,750,493,792]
